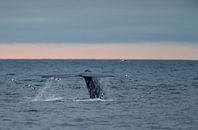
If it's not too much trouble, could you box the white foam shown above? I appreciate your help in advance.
[74,98,113,102]
[32,97,63,102]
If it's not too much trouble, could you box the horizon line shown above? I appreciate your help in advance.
[0,58,197,61]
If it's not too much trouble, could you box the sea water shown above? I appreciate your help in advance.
[0,60,198,130]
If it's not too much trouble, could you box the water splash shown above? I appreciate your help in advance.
[32,78,63,102]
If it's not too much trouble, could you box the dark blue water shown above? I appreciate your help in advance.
[0,60,198,130]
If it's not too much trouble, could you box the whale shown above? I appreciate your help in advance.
[40,70,114,99]
[78,70,103,98]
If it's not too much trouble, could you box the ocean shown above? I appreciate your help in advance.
[0,60,198,130]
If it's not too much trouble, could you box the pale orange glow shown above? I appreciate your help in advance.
[0,43,198,60]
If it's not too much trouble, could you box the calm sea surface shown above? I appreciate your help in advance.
[0,60,198,130]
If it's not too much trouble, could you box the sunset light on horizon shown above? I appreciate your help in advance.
[0,43,198,60]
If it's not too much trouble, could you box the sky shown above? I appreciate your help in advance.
[0,0,198,59]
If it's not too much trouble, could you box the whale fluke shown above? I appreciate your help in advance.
[39,70,113,99]
[78,70,104,98]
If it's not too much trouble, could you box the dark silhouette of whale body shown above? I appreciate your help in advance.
[78,70,103,98]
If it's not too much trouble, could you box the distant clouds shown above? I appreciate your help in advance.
[0,0,198,43]
[11,17,56,23]
[0,17,57,24]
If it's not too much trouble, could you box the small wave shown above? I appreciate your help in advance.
[74,98,113,102]
[31,97,63,102]
[6,73,15,76]
[28,97,113,102]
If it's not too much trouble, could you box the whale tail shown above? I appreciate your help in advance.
[39,70,113,99]
[81,70,104,98]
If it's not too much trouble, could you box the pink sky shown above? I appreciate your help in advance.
[0,43,198,60]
